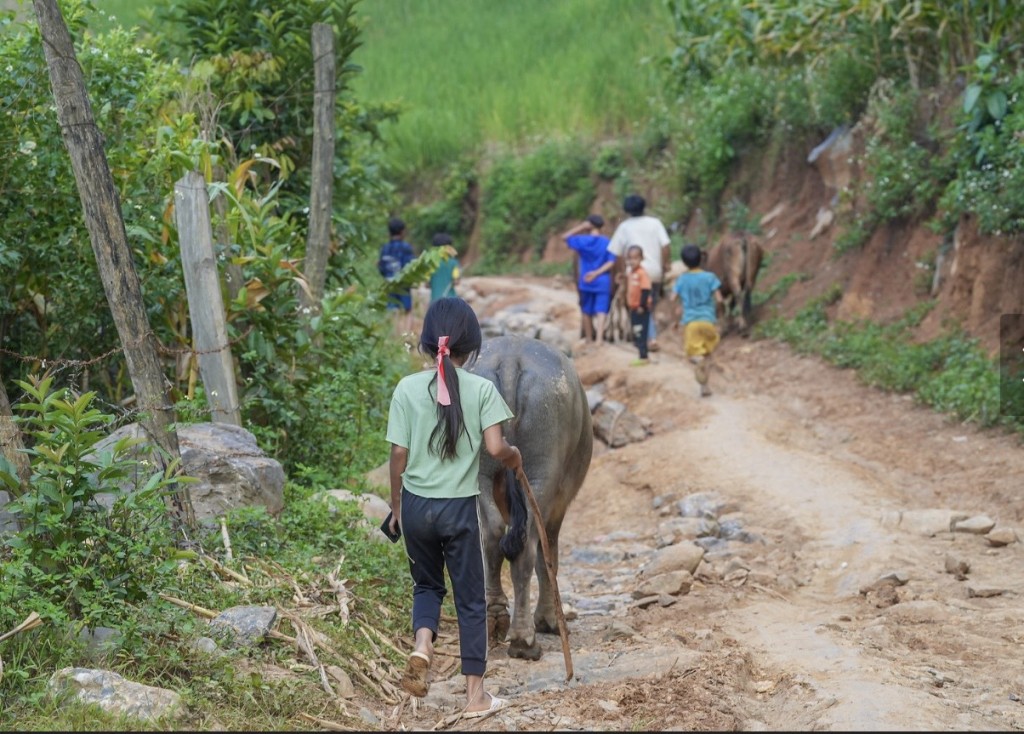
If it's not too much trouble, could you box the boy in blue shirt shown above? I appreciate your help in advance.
[671,244,724,396]
[378,217,416,334]
[562,214,615,348]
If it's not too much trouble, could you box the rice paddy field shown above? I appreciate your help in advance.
[350,0,671,172]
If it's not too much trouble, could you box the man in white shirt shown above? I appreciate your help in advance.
[584,194,671,352]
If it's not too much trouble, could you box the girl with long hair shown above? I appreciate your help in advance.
[385,297,522,717]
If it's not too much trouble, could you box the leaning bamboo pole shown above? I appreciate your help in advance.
[514,469,573,681]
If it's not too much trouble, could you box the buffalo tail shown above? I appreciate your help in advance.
[499,468,528,561]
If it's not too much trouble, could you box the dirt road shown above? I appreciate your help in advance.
[383,275,1024,732]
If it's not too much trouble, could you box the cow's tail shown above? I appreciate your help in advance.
[499,468,528,561]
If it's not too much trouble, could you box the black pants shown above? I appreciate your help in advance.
[630,308,649,359]
[400,488,487,676]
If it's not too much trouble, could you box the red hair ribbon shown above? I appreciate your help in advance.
[436,336,452,406]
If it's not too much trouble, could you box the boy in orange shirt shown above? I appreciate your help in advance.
[625,245,653,366]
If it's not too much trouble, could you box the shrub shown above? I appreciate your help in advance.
[478,140,593,269]
[0,377,184,629]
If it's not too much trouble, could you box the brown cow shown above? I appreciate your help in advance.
[703,233,765,336]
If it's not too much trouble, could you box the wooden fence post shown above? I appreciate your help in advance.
[300,22,337,317]
[175,171,242,426]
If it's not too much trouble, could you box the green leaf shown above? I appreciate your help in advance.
[963,84,982,114]
[986,91,1007,121]
[976,53,994,72]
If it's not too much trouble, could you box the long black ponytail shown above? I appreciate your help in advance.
[419,298,483,460]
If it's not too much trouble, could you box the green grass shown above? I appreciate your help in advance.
[91,0,148,30]
[351,0,671,174]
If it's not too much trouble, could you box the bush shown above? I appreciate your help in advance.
[859,86,945,224]
[672,68,774,220]
[478,140,593,269]
[0,377,184,629]
[811,52,878,128]
[938,65,1024,236]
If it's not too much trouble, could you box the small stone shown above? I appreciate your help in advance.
[967,587,1005,598]
[877,570,909,586]
[944,553,970,578]
[953,515,996,535]
[631,595,661,609]
[602,621,637,641]
[985,527,1019,547]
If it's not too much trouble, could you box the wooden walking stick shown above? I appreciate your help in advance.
[515,468,574,682]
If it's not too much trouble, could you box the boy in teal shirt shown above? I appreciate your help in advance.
[671,244,724,396]
[428,232,461,302]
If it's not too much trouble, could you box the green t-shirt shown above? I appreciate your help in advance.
[386,367,514,499]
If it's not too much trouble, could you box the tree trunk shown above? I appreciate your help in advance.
[300,22,337,316]
[32,0,195,528]
[0,378,30,499]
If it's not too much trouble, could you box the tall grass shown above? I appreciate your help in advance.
[352,0,670,174]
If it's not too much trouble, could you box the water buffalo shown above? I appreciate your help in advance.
[470,335,593,660]
[704,233,765,335]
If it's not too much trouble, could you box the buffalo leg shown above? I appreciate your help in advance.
[507,524,542,660]
[534,517,564,635]
[481,518,510,645]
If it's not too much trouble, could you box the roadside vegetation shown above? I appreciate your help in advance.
[1,0,1022,729]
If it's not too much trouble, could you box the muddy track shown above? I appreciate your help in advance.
[377,275,1024,732]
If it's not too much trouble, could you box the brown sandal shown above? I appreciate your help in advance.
[400,651,431,697]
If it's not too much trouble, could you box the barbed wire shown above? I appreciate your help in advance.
[0,325,256,369]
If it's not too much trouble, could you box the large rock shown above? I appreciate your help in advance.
[208,605,277,648]
[89,422,285,521]
[592,400,652,447]
[49,667,183,722]
[178,423,285,519]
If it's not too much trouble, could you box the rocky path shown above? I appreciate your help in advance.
[383,275,1024,732]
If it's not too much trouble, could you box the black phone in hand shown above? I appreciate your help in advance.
[380,511,401,543]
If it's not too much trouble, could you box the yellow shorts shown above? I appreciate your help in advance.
[684,321,720,357]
